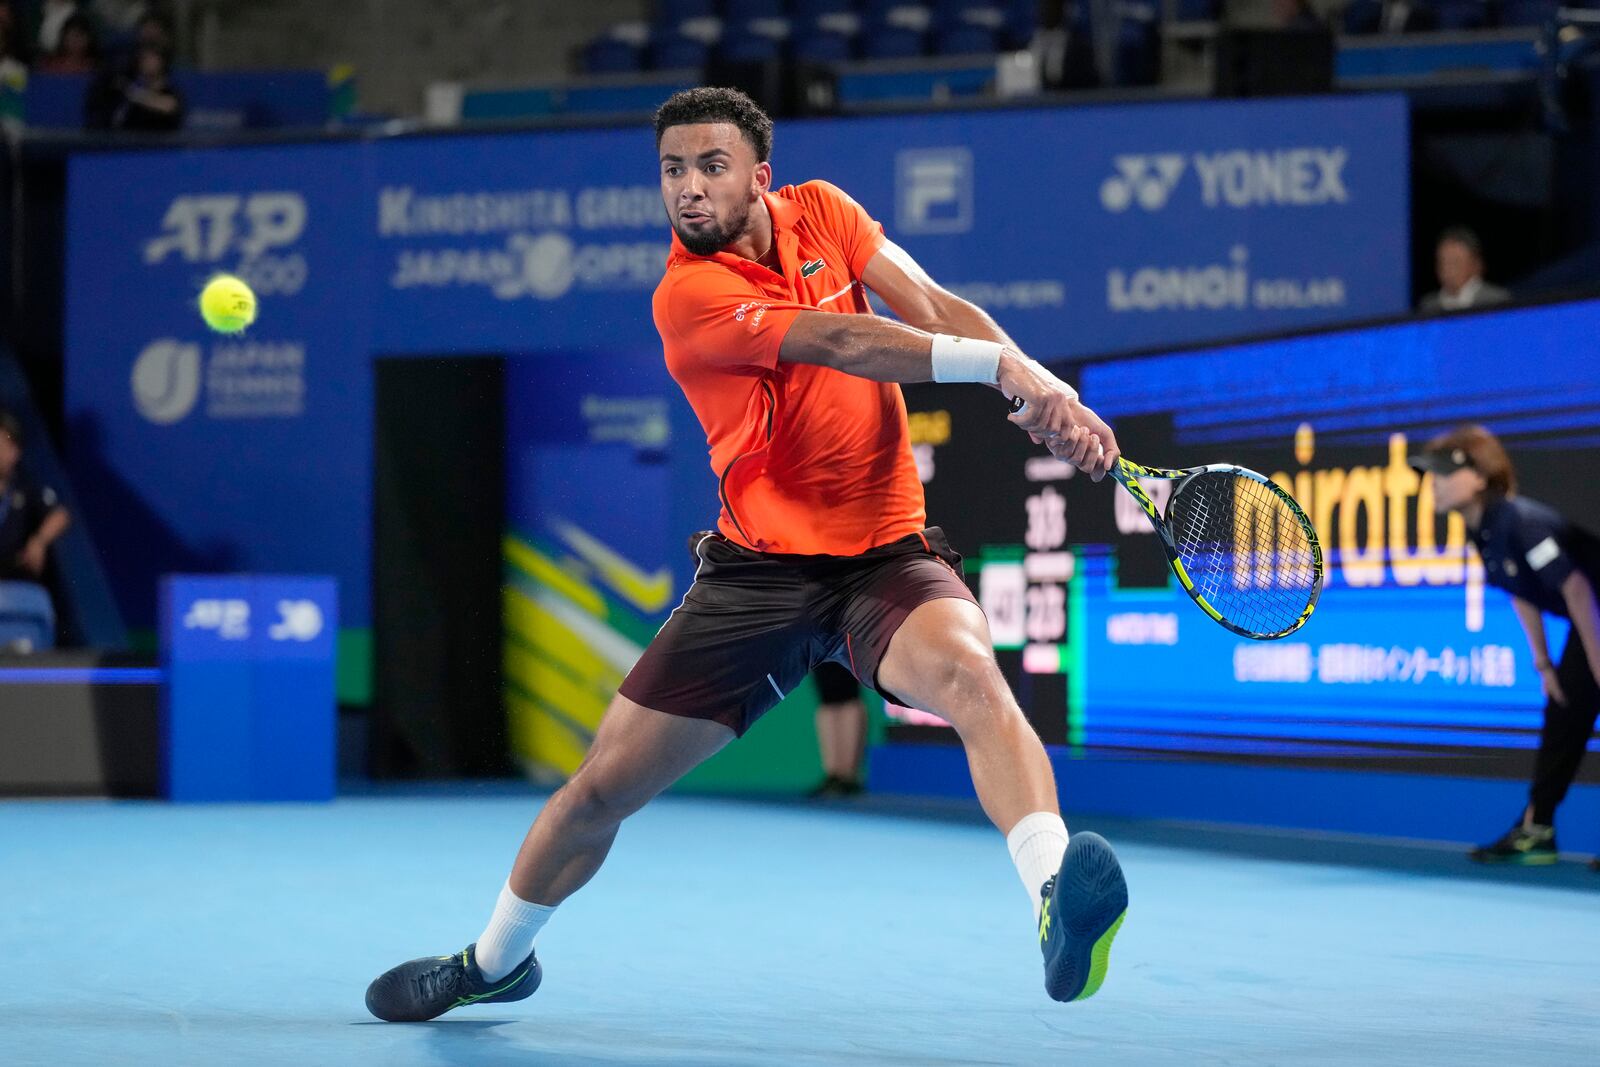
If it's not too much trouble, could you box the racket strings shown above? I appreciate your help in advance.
[1167,472,1319,637]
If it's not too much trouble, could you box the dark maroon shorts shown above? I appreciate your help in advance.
[619,526,977,736]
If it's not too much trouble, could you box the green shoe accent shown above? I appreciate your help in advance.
[1513,852,1559,867]
[1072,910,1125,1002]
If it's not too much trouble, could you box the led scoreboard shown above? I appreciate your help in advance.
[895,301,1600,778]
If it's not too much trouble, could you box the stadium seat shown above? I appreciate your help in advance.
[1001,0,1041,45]
[859,25,928,57]
[0,582,55,653]
[657,0,718,20]
[650,33,712,70]
[583,37,645,74]
[1113,6,1160,87]
[1496,0,1558,24]
[1342,0,1383,33]
[1429,0,1490,29]
[930,0,1005,24]
[933,24,1000,53]
[792,0,856,14]
[792,30,855,61]
[717,32,783,63]
[723,0,787,17]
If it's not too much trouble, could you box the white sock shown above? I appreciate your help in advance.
[1006,811,1069,920]
[473,880,555,982]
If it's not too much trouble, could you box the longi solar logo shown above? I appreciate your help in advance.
[1106,247,1347,313]
[1100,149,1349,212]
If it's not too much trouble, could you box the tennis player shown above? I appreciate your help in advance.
[1413,426,1600,867]
[367,87,1129,1021]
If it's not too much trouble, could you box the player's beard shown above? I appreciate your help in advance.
[674,198,752,256]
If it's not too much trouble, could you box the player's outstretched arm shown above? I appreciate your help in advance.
[862,239,1118,479]
[778,310,1117,479]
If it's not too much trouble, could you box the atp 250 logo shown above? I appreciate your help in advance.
[144,192,309,295]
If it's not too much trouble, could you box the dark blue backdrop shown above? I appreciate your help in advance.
[64,96,1409,631]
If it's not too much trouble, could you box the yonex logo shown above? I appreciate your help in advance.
[1100,154,1186,213]
[1101,148,1350,212]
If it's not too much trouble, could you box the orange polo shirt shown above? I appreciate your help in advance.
[653,180,926,556]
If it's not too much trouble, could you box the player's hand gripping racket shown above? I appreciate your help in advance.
[1010,397,1323,639]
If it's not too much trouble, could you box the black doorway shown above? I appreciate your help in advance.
[372,356,508,778]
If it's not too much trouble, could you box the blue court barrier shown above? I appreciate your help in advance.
[161,575,337,802]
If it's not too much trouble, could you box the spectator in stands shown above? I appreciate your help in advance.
[0,10,27,85]
[133,9,172,53]
[1419,226,1510,313]
[0,0,25,63]
[32,0,80,55]
[0,18,24,135]
[96,0,153,42]
[1272,0,1326,28]
[0,410,69,585]
[88,42,182,130]
[35,11,95,74]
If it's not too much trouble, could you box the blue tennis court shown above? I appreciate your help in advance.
[5,789,1595,1067]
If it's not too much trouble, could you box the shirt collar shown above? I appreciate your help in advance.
[666,191,803,271]
[1471,493,1509,540]
[1439,276,1483,310]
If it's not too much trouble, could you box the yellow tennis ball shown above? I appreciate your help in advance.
[198,275,257,334]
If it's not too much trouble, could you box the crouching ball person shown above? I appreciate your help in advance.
[1414,425,1600,868]
[366,88,1130,1021]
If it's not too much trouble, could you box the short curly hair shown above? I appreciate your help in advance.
[654,87,773,162]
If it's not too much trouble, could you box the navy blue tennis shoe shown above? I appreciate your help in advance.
[1038,832,1128,1002]
[365,943,540,1022]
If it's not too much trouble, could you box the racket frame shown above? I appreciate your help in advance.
[1112,457,1324,640]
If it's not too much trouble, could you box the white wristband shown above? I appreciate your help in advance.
[931,334,1003,384]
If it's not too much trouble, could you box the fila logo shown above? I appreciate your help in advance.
[800,258,825,278]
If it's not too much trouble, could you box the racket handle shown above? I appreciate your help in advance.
[1012,395,1124,476]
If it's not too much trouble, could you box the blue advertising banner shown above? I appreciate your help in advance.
[66,142,373,626]
[65,95,1407,647]
[366,96,1408,358]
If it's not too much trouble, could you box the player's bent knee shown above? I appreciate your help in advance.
[922,643,1011,725]
[553,770,643,830]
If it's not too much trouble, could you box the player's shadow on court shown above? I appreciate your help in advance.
[349,1018,773,1067]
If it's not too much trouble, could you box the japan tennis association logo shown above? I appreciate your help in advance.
[131,339,202,424]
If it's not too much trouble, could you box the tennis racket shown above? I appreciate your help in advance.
[1108,458,1323,640]
[1009,396,1323,638]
